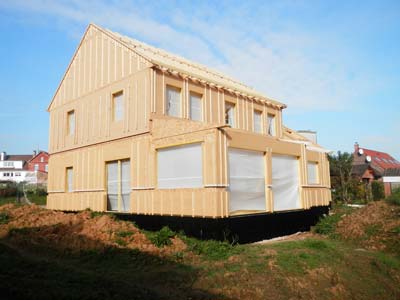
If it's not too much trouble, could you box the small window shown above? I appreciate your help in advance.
[10,173,13,177]
[112,91,124,121]
[15,172,20,176]
[40,157,44,163]
[45,165,48,172]
[225,102,235,127]
[34,164,39,171]
[189,92,202,121]
[253,110,262,133]
[66,167,73,192]
[166,86,181,117]
[267,114,276,136]
[67,110,75,136]
[307,162,319,185]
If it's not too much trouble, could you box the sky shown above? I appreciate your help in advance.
[0,0,399,158]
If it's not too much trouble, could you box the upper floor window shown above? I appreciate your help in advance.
[4,161,13,167]
[189,92,202,121]
[166,86,181,117]
[253,110,262,133]
[34,164,39,171]
[225,102,235,127]
[45,165,48,172]
[112,91,124,121]
[66,167,73,192]
[267,113,276,136]
[67,110,75,136]
[307,162,319,184]
[40,157,44,163]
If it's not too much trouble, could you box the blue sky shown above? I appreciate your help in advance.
[0,0,399,158]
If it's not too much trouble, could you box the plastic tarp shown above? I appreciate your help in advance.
[107,162,119,211]
[272,155,300,211]
[158,143,203,188]
[121,160,130,212]
[190,93,202,121]
[228,149,265,212]
[166,86,181,117]
[113,92,124,121]
[253,111,262,133]
[307,162,319,184]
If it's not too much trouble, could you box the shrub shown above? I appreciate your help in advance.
[148,226,176,248]
[386,188,400,206]
[0,212,10,224]
[313,213,342,236]
[371,181,385,201]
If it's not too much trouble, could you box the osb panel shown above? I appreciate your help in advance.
[50,25,151,111]
[131,188,228,218]
[49,69,151,154]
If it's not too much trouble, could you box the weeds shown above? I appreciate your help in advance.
[0,211,10,224]
[146,226,176,248]
[386,189,400,206]
[116,230,134,238]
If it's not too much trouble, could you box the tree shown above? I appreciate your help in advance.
[328,151,354,203]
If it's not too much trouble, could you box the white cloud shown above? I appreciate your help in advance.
[0,0,382,113]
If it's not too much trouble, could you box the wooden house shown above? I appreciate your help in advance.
[47,24,331,218]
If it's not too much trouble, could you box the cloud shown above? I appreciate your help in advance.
[0,0,382,113]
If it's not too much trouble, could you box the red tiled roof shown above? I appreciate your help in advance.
[361,148,400,170]
[4,155,33,162]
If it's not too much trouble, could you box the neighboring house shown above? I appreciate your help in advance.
[0,152,36,184]
[352,143,400,196]
[0,151,49,185]
[47,24,331,218]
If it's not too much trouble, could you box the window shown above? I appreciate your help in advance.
[112,91,124,121]
[266,114,276,136]
[225,102,235,127]
[15,172,20,176]
[34,164,39,171]
[4,161,13,167]
[66,167,73,192]
[307,162,319,185]
[45,164,48,172]
[67,110,75,136]
[10,173,13,177]
[189,92,202,121]
[253,110,262,133]
[166,86,181,117]
[106,160,130,212]
[40,157,44,163]
[158,143,203,188]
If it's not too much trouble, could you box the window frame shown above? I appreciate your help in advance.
[66,167,73,193]
[307,161,320,185]
[253,109,263,134]
[189,91,203,122]
[266,113,276,136]
[67,110,75,136]
[225,101,236,127]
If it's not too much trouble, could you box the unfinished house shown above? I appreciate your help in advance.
[47,24,331,220]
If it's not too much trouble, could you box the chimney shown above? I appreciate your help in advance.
[33,150,37,157]
[354,142,359,153]
[0,152,5,161]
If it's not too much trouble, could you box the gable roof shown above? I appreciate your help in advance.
[28,151,49,163]
[358,148,400,170]
[3,155,33,162]
[48,24,286,111]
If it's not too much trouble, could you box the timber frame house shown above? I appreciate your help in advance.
[47,24,331,218]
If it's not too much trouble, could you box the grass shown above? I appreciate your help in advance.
[27,194,46,206]
[0,196,17,206]
[0,211,10,224]
[386,190,400,206]
[313,204,355,237]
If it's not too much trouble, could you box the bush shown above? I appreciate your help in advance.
[371,181,385,201]
[386,188,400,206]
[313,213,342,236]
[147,226,176,248]
[0,212,10,224]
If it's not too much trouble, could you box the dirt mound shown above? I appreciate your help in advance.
[335,201,400,252]
[0,204,186,256]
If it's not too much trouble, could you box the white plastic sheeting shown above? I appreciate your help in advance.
[267,114,276,136]
[228,149,265,212]
[113,92,124,121]
[253,110,262,133]
[166,86,181,117]
[307,162,319,184]
[107,162,119,211]
[67,168,73,192]
[158,143,203,188]
[190,93,202,121]
[121,160,130,212]
[272,155,300,211]
[225,102,235,127]
[106,160,131,212]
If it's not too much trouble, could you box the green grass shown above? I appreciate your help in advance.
[313,205,355,237]
[27,194,46,206]
[386,190,400,206]
[0,211,10,224]
[116,230,135,238]
[0,196,17,206]
[364,224,382,238]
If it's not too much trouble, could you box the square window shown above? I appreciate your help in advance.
[112,91,124,121]
[166,86,181,117]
